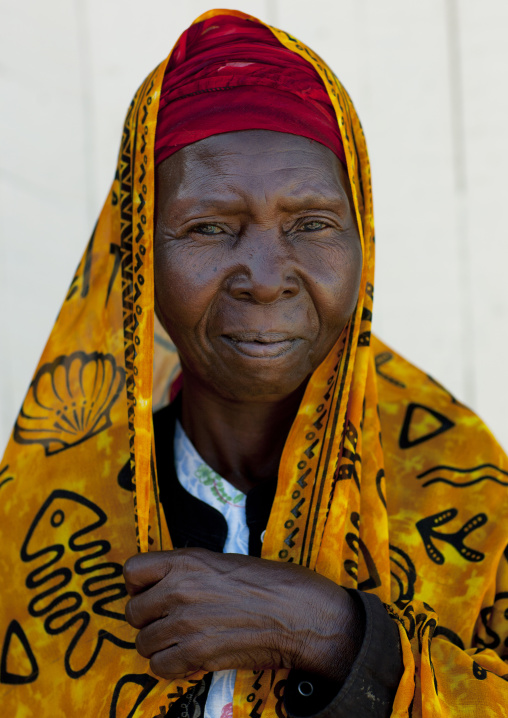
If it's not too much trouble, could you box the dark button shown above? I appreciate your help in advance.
[297,681,314,697]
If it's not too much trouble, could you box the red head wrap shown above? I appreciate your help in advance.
[154,15,345,165]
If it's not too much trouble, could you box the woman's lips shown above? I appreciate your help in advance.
[221,333,300,358]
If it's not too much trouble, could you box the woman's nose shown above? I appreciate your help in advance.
[226,231,300,303]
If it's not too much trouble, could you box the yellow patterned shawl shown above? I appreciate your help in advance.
[1,9,507,717]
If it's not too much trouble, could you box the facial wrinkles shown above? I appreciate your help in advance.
[159,135,352,239]
[157,161,359,331]
[166,179,350,237]
[153,133,363,406]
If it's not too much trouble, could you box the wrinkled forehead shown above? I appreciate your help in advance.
[156,130,350,212]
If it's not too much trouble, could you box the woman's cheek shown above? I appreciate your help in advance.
[333,241,363,314]
[310,242,361,313]
[154,260,214,345]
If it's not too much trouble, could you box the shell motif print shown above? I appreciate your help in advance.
[14,351,125,455]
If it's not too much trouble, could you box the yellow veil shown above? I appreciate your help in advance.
[1,9,507,717]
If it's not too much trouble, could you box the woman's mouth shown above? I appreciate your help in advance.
[221,332,300,358]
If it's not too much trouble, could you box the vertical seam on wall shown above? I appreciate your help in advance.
[264,0,279,28]
[0,170,11,442]
[74,0,96,224]
[445,0,476,408]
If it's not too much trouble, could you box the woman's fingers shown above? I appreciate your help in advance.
[123,548,358,680]
[123,551,174,595]
[149,641,206,680]
[147,634,278,680]
[132,595,280,676]
[125,586,163,629]
[124,551,207,627]
[135,616,175,657]
[123,547,213,595]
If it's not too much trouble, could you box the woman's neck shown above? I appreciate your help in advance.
[180,375,307,493]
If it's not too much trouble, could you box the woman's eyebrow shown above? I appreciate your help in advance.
[277,191,348,211]
[172,187,347,215]
[170,196,249,218]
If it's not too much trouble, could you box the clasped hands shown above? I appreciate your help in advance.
[124,548,363,683]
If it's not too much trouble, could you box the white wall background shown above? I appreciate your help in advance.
[1,0,507,452]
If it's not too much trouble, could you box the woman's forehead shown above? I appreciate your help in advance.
[157,130,348,206]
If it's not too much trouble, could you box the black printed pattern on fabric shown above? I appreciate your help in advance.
[416,463,508,489]
[416,509,487,565]
[0,620,39,685]
[109,673,159,717]
[118,67,159,551]
[0,464,14,491]
[4,489,135,682]
[295,329,351,569]
[398,403,455,450]
[66,224,97,302]
[343,511,381,591]
[153,674,213,718]
[13,351,125,456]
[374,352,406,389]
[389,544,417,605]
[473,595,507,655]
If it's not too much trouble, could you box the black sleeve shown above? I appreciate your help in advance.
[284,590,403,718]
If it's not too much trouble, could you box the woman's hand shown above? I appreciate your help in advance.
[123,548,364,682]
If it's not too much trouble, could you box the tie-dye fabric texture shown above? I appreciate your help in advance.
[1,9,507,717]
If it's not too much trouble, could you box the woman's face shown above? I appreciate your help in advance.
[154,130,362,402]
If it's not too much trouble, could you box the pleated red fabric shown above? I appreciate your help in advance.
[154,15,346,165]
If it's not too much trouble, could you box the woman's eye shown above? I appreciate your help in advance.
[300,220,328,232]
[192,224,223,235]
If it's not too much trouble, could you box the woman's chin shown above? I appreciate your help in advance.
[205,364,311,403]
[198,340,313,400]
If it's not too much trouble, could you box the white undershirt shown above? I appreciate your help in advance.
[174,419,249,718]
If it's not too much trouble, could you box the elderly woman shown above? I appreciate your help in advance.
[1,9,507,718]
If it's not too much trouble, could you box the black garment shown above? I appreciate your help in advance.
[153,402,403,717]
[154,399,276,558]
